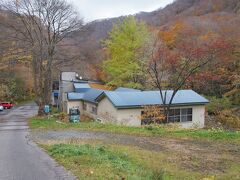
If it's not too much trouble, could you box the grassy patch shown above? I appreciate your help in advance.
[44,143,240,180]
[30,117,240,142]
[45,144,187,179]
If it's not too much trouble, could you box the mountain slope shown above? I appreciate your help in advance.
[1,0,240,77]
[61,0,240,77]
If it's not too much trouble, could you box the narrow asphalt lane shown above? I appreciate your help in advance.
[0,103,75,180]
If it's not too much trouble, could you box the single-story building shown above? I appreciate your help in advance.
[66,85,209,128]
[96,90,209,128]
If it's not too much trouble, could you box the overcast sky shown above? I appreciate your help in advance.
[67,0,175,22]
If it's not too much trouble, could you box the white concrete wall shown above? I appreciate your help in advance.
[162,106,205,128]
[83,102,98,119]
[97,97,141,126]
[181,106,205,128]
[59,72,76,111]
[61,72,77,81]
[60,82,74,112]
[96,97,206,128]
[97,97,118,124]
[66,101,83,114]
[117,109,142,126]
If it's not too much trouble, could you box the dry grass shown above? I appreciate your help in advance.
[38,137,240,180]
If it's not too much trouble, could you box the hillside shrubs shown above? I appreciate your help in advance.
[206,96,232,114]
[217,110,240,130]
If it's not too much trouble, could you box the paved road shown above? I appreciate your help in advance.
[0,103,75,180]
[0,108,11,116]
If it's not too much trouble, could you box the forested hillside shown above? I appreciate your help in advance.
[0,0,239,104]
[0,10,34,102]
[65,0,240,72]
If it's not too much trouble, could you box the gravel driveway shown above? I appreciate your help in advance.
[31,129,169,151]
[30,128,240,175]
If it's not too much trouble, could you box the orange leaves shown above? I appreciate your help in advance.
[141,105,165,124]
[200,31,218,42]
[88,63,107,82]
[158,21,187,49]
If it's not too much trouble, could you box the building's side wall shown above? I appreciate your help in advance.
[61,72,77,81]
[59,72,76,111]
[66,97,206,128]
[66,101,83,114]
[97,97,118,124]
[96,98,206,128]
[167,105,205,128]
[97,98,141,126]
[83,102,98,119]
[116,109,142,126]
[60,81,74,112]
[182,105,205,128]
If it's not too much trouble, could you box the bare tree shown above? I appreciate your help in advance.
[2,0,82,114]
[148,36,232,123]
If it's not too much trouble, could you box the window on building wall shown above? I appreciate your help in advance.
[168,109,181,123]
[83,103,87,111]
[168,108,192,123]
[91,106,97,115]
[180,108,192,122]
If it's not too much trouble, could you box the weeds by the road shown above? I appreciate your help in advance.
[45,143,194,179]
[30,117,240,142]
[46,144,169,179]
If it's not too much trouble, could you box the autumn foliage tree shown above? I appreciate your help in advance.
[148,32,233,123]
[141,105,165,125]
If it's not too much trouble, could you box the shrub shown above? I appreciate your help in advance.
[206,96,232,114]
[51,107,59,114]
[217,110,240,130]
[58,112,68,123]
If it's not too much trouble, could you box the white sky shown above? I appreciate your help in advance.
[67,0,175,22]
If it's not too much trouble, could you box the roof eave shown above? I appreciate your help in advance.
[68,99,82,101]
[82,99,98,104]
[115,102,209,109]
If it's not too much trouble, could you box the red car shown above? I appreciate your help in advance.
[0,102,14,109]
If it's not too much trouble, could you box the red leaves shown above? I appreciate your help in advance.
[148,26,235,93]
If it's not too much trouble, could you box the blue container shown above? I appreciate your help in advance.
[44,105,50,114]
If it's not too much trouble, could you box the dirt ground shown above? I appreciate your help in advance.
[30,129,240,175]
